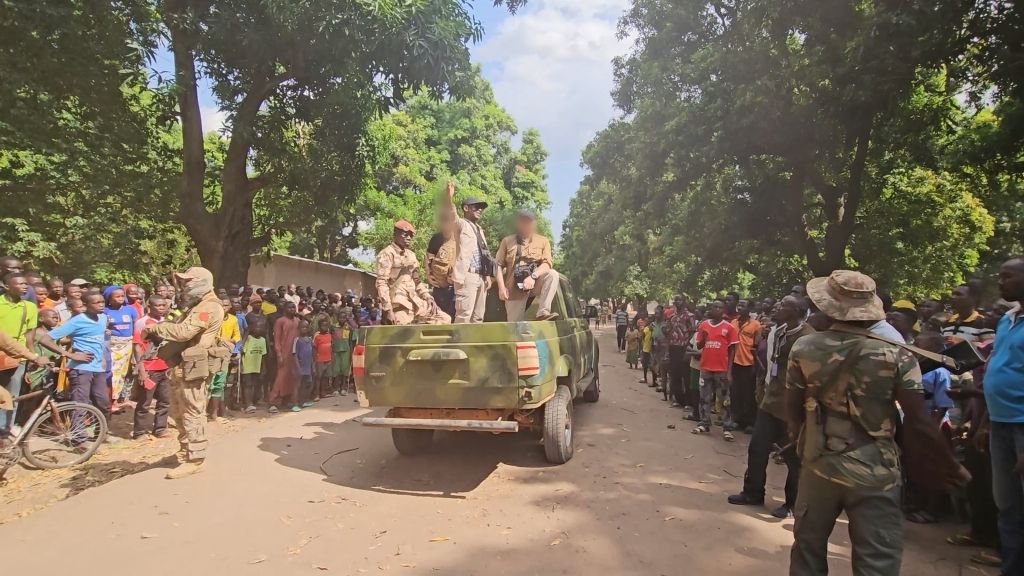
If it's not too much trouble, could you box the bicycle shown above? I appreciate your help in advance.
[0,381,108,476]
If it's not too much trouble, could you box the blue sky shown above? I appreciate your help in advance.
[472,0,631,240]
[152,0,631,243]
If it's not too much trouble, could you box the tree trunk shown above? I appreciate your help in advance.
[167,6,287,286]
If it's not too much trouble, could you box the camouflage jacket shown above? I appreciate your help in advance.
[376,243,432,313]
[786,328,923,489]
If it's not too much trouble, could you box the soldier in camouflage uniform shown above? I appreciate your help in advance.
[376,220,451,326]
[786,270,969,575]
[142,267,228,479]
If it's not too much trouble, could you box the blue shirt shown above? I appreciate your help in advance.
[48,313,108,372]
[922,367,954,412]
[984,307,1024,423]
[104,305,138,338]
[293,336,314,377]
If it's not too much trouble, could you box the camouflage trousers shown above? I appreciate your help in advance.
[790,470,902,576]
[393,305,451,325]
[699,370,732,429]
[169,372,209,462]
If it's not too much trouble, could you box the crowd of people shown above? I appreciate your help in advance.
[0,255,395,455]
[605,259,1024,576]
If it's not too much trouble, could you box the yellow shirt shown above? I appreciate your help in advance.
[220,312,241,344]
[261,301,278,315]
[641,326,653,353]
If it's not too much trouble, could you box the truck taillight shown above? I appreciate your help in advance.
[353,345,365,378]
[516,343,540,377]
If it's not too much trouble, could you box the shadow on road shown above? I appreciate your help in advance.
[257,400,601,499]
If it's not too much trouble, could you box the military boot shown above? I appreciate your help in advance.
[165,459,205,480]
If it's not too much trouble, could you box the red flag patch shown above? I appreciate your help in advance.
[199,312,210,322]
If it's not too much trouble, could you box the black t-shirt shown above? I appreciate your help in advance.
[427,232,447,255]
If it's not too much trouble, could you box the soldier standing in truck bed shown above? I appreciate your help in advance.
[376,220,450,326]
[785,270,970,575]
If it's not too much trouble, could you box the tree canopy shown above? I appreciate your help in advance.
[561,0,1018,301]
[2,0,539,284]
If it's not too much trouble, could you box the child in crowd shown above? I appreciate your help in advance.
[313,319,333,400]
[66,297,84,316]
[42,292,109,416]
[693,299,739,441]
[26,309,62,391]
[240,314,268,413]
[333,306,357,396]
[208,297,241,421]
[132,295,171,439]
[292,320,314,411]
[639,319,653,384]
[625,323,640,369]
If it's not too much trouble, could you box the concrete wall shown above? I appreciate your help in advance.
[248,253,376,297]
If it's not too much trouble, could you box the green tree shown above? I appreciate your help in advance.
[360,71,552,257]
[162,0,527,285]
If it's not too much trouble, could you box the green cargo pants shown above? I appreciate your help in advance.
[790,469,903,576]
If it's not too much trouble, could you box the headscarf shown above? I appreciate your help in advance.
[103,284,123,306]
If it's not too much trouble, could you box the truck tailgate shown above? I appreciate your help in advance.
[357,324,528,409]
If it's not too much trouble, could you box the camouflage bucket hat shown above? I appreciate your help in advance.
[806,270,885,322]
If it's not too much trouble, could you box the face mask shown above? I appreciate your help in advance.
[180,277,213,307]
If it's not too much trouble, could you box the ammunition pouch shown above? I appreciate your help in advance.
[180,346,210,381]
[208,338,234,375]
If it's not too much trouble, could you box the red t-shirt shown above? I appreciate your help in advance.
[696,319,739,373]
[133,316,169,371]
[313,333,333,363]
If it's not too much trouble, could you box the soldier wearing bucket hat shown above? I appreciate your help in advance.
[786,270,970,575]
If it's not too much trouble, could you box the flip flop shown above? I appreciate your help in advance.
[946,534,984,547]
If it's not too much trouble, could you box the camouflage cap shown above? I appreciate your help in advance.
[807,270,885,322]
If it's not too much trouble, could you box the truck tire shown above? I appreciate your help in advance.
[392,429,434,456]
[582,367,600,403]
[543,385,574,464]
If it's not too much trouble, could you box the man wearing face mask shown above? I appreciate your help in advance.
[142,267,229,479]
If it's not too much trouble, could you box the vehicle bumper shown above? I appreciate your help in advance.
[360,417,519,433]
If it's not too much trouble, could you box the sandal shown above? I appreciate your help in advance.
[946,534,984,547]
[969,550,1002,567]
[723,430,735,442]
[691,425,709,435]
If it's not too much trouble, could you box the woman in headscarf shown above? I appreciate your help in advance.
[103,285,138,408]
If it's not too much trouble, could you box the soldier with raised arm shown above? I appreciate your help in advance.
[376,220,450,326]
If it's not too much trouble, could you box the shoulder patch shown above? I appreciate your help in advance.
[199,312,210,322]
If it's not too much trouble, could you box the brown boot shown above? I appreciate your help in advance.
[165,459,205,480]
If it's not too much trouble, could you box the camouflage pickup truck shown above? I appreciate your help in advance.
[353,274,599,464]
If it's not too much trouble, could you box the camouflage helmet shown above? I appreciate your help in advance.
[806,270,885,322]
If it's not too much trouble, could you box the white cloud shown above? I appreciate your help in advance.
[200,106,229,135]
[474,0,631,235]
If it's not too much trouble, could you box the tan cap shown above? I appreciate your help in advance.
[806,270,885,322]
[173,266,214,283]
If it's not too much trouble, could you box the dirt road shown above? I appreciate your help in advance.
[1,329,995,575]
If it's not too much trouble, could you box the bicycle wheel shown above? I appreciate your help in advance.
[22,401,108,469]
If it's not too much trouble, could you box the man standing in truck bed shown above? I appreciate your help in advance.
[445,181,493,324]
[376,220,450,326]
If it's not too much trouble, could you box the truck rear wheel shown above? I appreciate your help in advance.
[392,429,434,455]
[543,385,574,463]
[582,367,600,403]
